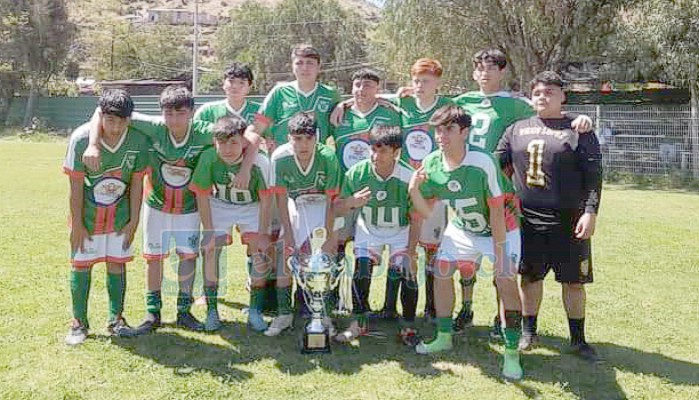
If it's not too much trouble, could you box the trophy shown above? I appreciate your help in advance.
[288,227,344,354]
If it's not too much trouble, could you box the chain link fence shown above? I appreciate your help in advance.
[566,104,699,179]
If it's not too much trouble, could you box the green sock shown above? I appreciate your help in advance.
[106,270,126,322]
[277,286,292,315]
[146,290,162,314]
[70,269,92,329]
[437,317,452,334]
[204,286,218,312]
[177,291,193,313]
[503,310,523,351]
[250,287,265,313]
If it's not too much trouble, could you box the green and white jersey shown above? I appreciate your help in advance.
[333,103,401,173]
[419,150,510,237]
[270,143,341,203]
[453,91,534,153]
[257,81,341,146]
[341,159,414,230]
[63,123,150,235]
[193,99,260,125]
[394,95,455,168]
[190,147,271,205]
[129,115,213,214]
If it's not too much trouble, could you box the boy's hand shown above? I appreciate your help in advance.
[572,115,593,133]
[575,213,597,240]
[321,239,336,256]
[82,144,101,172]
[330,100,352,126]
[70,224,91,253]
[350,187,372,209]
[409,167,426,192]
[396,86,415,98]
[118,221,138,251]
[232,168,251,190]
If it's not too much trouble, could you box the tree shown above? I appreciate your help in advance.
[372,0,629,89]
[214,0,369,93]
[0,0,75,126]
[615,0,699,178]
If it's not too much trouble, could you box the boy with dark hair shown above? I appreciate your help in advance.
[496,71,602,361]
[333,125,421,345]
[265,111,342,336]
[194,63,260,125]
[63,90,149,345]
[190,116,273,331]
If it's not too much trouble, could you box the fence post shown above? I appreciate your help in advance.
[691,81,699,179]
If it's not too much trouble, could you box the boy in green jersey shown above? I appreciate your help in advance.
[190,116,273,332]
[265,112,342,336]
[83,86,262,334]
[246,44,341,153]
[409,105,524,380]
[64,90,148,345]
[333,125,422,346]
[194,63,260,125]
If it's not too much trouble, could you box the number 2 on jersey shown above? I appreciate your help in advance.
[526,139,546,187]
[468,113,490,149]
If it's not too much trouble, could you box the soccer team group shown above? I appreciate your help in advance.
[63,44,602,380]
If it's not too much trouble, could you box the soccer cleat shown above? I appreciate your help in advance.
[176,312,205,332]
[415,334,453,354]
[264,314,293,336]
[518,333,540,352]
[453,310,474,334]
[398,327,420,347]
[502,349,524,380]
[106,317,133,337]
[247,310,268,332]
[569,342,601,363]
[489,315,502,341]
[65,323,88,346]
[132,312,161,336]
[204,309,222,332]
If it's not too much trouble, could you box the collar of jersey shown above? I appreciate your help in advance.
[294,148,317,176]
[371,160,399,182]
[168,123,192,149]
[100,128,129,154]
[479,90,511,98]
[350,102,378,118]
[413,95,439,114]
[225,99,248,117]
[441,150,468,172]
[293,81,319,97]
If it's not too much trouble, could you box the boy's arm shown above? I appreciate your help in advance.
[276,191,295,252]
[120,172,144,250]
[82,108,103,171]
[256,192,272,254]
[488,201,507,278]
[575,131,603,240]
[495,125,514,178]
[408,167,434,219]
[322,194,338,255]
[68,176,90,253]
[232,129,262,190]
[406,213,422,280]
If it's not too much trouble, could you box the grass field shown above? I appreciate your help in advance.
[1,136,698,400]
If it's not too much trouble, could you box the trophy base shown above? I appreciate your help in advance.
[301,329,331,354]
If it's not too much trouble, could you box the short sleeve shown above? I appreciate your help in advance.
[63,131,87,178]
[189,150,214,196]
[129,112,166,139]
[340,169,355,198]
[256,86,279,128]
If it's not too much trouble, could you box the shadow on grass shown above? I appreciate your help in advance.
[108,315,699,399]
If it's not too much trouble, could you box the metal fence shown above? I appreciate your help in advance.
[566,104,699,178]
[6,96,699,179]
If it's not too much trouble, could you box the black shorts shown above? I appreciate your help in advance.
[519,208,594,284]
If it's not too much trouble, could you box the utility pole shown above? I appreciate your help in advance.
[192,0,199,95]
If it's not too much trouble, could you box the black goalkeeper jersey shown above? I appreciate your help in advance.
[495,115,602,214]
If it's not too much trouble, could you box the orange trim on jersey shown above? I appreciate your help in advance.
[325,188,339,199]
[94,207,107,235]
[504,193,521,232]
[272,186,287,195]
[259,188,274,197]
[419,242,439,251]
[105,205,117,233]
[174,188,185,213]
[132,170,147,179]
[189,183,212,197]
[487,194,506,207]
[144,175,154,198]
[63,167,85,179]
[254,113,272,126]
[435,259,478,278]
[163,187,174,213]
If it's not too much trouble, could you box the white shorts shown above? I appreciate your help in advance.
[283,198,327,251]
[419,201,447,250]
[435,223,521,272]
[71,232,133,267]
[353,217,410,264]
[210,198,260,246]
[143,204,200,260]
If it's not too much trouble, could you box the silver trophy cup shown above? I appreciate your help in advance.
[288,228,343,353]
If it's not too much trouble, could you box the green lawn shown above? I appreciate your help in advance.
[1,138,698,400]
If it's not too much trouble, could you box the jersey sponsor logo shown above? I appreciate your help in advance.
[447,180,462,192]
[317,100,331,113]
[160,163,192,188]
[282,101,298,111]
[123,152,137,171]
[376,190,387,201]
[342,139,371,170]
[480,98,491,107]
[313,171,327,188]
[93,177,127,206]
[405,129,433,162]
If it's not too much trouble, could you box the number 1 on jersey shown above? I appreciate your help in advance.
[526,139,546,187]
